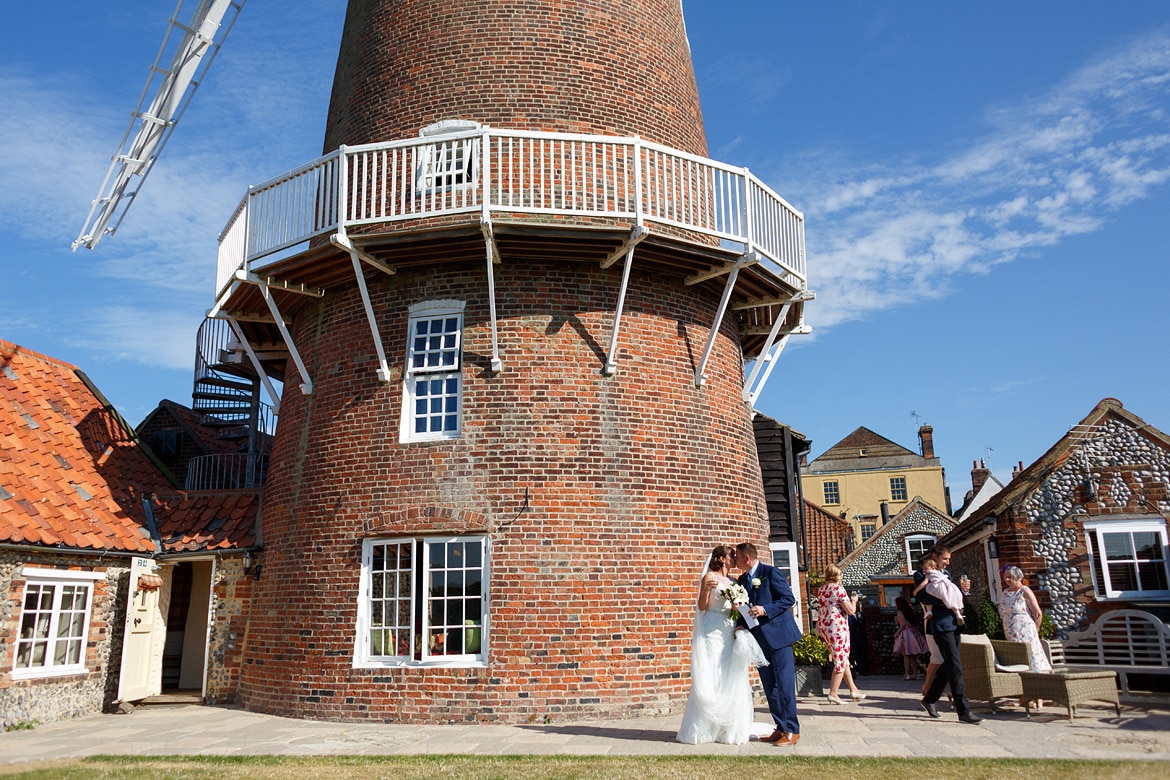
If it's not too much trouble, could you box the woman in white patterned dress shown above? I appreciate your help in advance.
[998,565,1052,672]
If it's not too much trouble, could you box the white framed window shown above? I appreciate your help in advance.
[401,300,464,442]
[416,120,480,193]
[905,534,937,574]
[12,567,103,680]
[768,541,802,627]
[890,476,908,502]
[355,535,488,667]
[860,522,877,542]
[823,480,840,505]
[1085,519,1170,600]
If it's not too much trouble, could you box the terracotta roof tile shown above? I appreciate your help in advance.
[150,490,259,552]
[1,340,172,554]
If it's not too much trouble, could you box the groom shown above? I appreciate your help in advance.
[734,542,803,746]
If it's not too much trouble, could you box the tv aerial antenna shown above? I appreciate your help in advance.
[73,0,246,251]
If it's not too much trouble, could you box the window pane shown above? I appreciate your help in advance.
[371,571,385,599]
[446,571,464,598]
[1108,562,1138,591]
[1103,533,1134,559]
[1138,560,1169,591]
[1133,532,1163,561]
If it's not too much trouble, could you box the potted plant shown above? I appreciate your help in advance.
[792,633,830,697]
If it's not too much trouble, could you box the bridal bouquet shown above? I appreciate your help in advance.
[720,583,749,622]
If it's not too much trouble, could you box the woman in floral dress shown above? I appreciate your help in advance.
[816,564,866,704]
[998,565,1052,672]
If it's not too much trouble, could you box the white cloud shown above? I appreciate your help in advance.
[786,28,1170,331]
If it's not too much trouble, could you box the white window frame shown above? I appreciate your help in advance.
[415,120,480,193]
[822,480,840,505]
[11,567,104,680]
[400,300,465,443]
[768,541,802,627]
[860,522,877,542]
[890,475,908,502]
[1085,518,1170,600]
[354,535,489,668]
[905,534,937,574]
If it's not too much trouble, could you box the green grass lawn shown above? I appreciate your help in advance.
[1,756,1166,780]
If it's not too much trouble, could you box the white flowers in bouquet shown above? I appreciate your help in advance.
[720,583,749,622]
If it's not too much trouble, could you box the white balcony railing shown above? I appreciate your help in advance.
[215,129,805,300]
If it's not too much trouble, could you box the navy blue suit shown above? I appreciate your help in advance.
[914,567,974,717]
[740,562,802,734]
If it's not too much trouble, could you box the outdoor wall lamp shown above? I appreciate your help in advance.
[987,535,999,559]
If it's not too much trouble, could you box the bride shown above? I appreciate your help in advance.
[676,544,769,744]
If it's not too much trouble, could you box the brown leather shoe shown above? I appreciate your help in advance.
[761,729,784,743]
[774,732,801,746]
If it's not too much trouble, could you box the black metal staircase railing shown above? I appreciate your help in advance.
[189,317,275,489]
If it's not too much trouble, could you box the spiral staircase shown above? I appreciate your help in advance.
[187,317,282,490]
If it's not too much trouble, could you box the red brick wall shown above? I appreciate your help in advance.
[324,0,707,156]
[239,259,768,722]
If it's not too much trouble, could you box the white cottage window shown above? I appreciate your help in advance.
[355,535,488,667]
[1085,519,1170,600]
[905,534,937,573]
[401,300,464,442]
[12,568,103,680]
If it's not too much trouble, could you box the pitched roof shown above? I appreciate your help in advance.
[837,496,957,586]
[140,399,245,456]
[805,426,933,473]
[0,340,174,553]
[151,490,260,553]
[801,497,854,575]
[944,398,1170,546]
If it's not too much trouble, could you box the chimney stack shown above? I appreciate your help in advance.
[919,424,935,459]
[971,458,991,493]
[1012,460,1025,479]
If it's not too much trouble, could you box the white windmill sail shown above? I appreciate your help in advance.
[73,0,246,251]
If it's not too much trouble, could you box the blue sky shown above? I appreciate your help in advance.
[2,1,1168,498]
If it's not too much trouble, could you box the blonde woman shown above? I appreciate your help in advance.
[816,564,866,704]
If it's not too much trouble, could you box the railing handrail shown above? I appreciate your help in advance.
[214,129,806,300]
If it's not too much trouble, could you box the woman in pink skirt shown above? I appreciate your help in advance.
[893,596,928,679]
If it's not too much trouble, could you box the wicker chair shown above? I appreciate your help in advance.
[959,634,1030,712]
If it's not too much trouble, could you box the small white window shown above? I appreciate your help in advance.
[905,534,937,574]
[401,301,464,442]
[768,541,802,627]
[860,523,877,541]
[1086,519,1170,600]
[890,476,908,502]
[12,568,102,679]
[416,120,480,192]
[355,535,488,667]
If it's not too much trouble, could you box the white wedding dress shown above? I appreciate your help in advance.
[676,575,769,745]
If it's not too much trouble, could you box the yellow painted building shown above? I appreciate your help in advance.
[800,425,950,544]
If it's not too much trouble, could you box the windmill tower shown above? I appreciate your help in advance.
[205,0,809,723]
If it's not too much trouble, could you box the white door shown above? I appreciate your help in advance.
[117,557,165,702]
